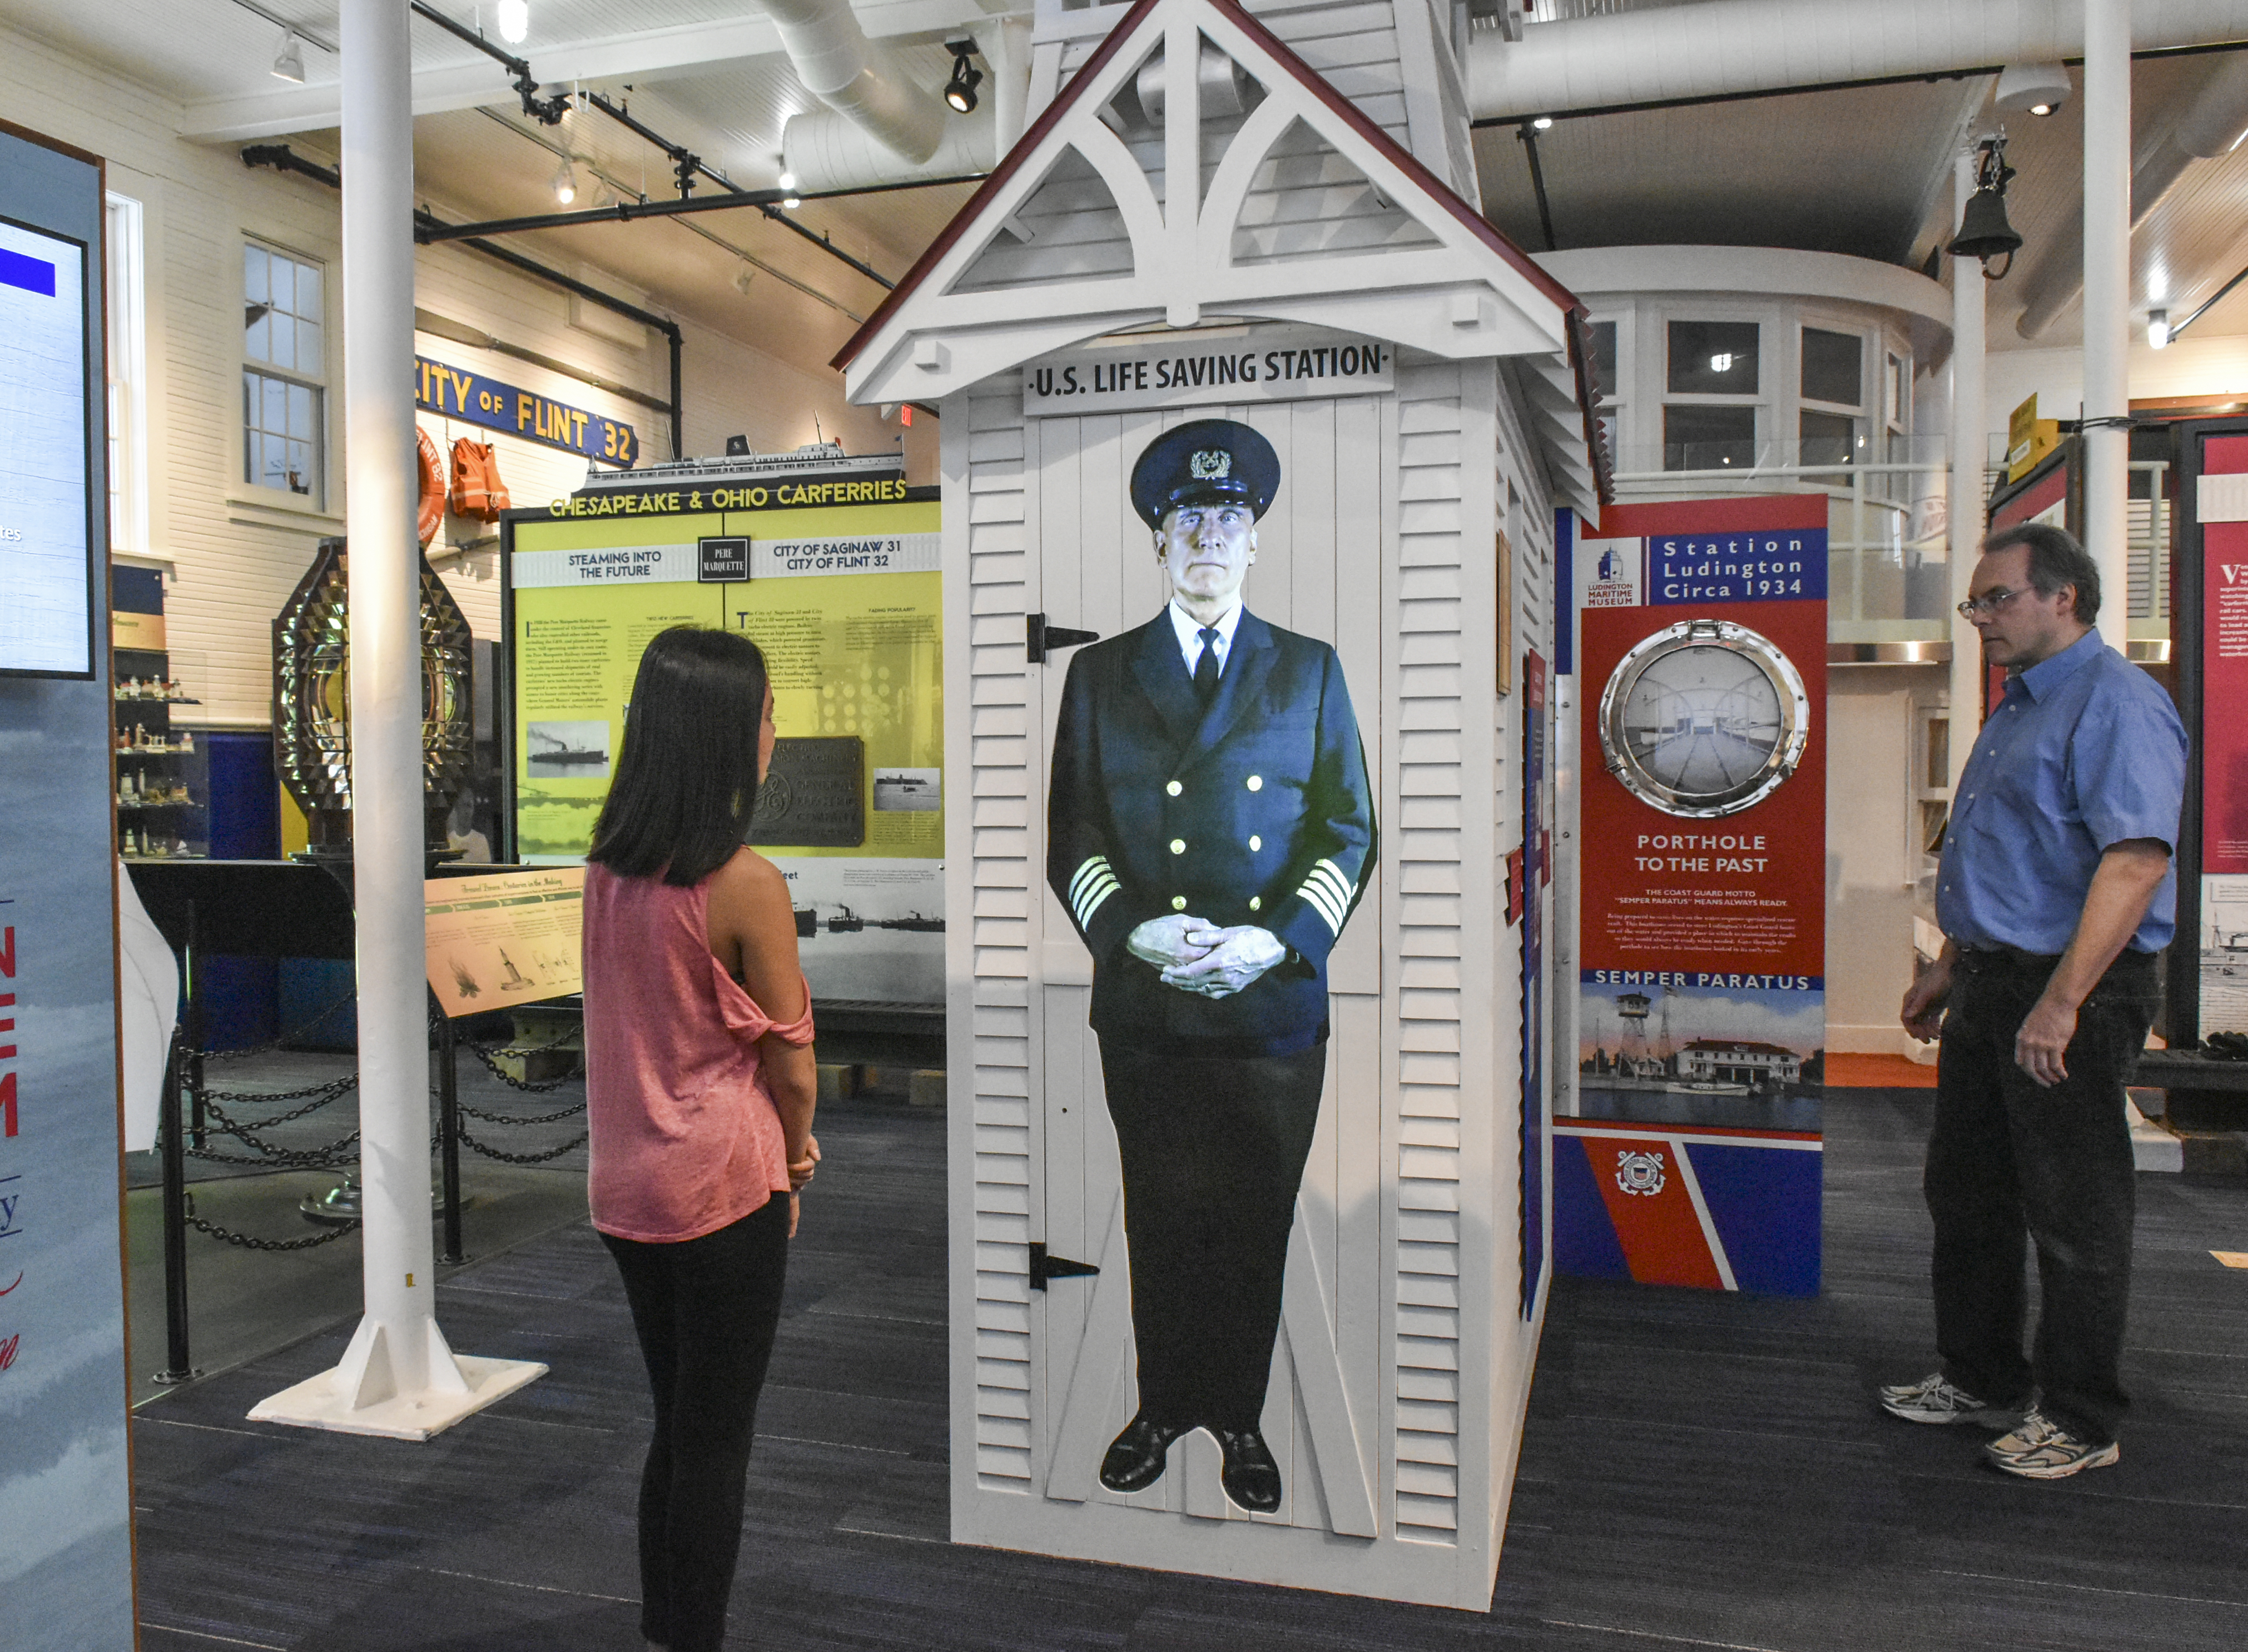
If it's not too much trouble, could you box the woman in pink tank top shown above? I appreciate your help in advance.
[581,625,817,1652]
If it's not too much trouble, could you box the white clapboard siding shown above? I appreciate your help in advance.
[949,376,1042,1492]
[1391,356,1473,1544]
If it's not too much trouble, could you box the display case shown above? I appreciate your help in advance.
[114,644,209,860]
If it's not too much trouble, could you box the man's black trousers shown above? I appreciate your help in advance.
[601,1194,790,1652]
[1099,1038,1326,1432]
[1929,947,2158,1446]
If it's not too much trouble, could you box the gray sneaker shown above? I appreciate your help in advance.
[1878,1372,2022,1426]
[1984,1409,2120,1479]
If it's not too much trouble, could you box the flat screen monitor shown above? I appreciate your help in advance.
[0,213,95,678]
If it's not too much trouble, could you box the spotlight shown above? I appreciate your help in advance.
[2148,309,2171,350]
[553,158,578,205]
[1947,134,2023,278]
[271,28,305,84]
[781,192,801,210]
[777,170,797,192]
[1993,62,2071,117]
[945,41,983,115]
[1531,116,1554,130]
[497,0,530,45]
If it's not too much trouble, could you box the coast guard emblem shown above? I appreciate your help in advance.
[1189,449,1232,480]
[1614,1149,1666,1197]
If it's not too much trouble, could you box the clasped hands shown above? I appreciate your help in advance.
[1127,914,1284,998]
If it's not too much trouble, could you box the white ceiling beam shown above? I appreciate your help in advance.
[179,1,1020,142]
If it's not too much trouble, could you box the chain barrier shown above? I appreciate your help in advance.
[195,1073,356,1118]
[455,1123,589,1165]
[196,987,360,1062]
[185,1209,360,1251]
[455,1096,586,1127]
[460,1040,584,1093]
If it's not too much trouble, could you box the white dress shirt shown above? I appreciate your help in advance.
[1167,598,1243,680]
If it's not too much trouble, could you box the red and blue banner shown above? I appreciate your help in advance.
[1562,495,1827,1296]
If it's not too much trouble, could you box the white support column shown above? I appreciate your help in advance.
[2082,0,2132,652]
[251,0,543,1440]
[1948,148,1987,790]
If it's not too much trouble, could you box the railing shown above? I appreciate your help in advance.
[1606,447,2175,639]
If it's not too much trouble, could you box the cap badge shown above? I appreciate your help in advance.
[1189,449,1232,481]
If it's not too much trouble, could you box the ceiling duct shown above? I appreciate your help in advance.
[783,17,1030,195]
[764,0,950,164]
[2013,52,2248,339]
[1466,0,2248,122]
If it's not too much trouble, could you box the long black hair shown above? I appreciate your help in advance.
[587,625,770,886]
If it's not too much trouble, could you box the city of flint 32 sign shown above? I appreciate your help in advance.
[1023,325,1393,416]
[415,355,638,469]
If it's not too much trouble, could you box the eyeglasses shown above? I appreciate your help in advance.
[1957,587,2029,619]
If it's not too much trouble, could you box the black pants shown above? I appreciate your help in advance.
[1928,947,2158,1446]
[601,1195,790,1652]
[1099,1038,1326,1431]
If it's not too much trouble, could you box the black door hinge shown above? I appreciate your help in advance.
[1027,613,1100,663]
[1028,1241,1100,1290]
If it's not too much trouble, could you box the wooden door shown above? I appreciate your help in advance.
[1023,396,1387,1535]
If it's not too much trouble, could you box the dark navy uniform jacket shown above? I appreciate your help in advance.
[1048,608,1376,1057]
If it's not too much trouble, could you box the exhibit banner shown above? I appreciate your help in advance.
[0,120,136,1648]
[505,486,947,1004]
[1561,495,1826,1295]
[415,354,637,468]
[2196,435,2248,1036]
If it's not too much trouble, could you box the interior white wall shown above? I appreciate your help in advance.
[1824,666,1944,1055]
[1984,334,2248,445]
[1,18,900,725]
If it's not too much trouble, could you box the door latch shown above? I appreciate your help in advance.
[1028,1241,1100,1290]
[1027,613,1100,663]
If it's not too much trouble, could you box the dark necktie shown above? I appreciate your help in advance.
[1193,626,1222,705]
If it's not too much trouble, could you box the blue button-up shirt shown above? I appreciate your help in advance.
[1937,629,2186,954]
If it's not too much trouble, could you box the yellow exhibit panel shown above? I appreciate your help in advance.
[504,493,945,1003]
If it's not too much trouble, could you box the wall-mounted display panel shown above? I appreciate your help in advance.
[0,213,97,678]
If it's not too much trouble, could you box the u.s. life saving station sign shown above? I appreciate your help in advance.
[1023,324,1392,416]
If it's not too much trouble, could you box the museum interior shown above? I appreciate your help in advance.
[3,0,2247,1645]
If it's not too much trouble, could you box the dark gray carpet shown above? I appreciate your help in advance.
[128,1091,2248,1650]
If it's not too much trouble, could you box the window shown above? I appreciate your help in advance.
[1667,320,1758,395]
[243,241,325,502]
[1664,404,1755,471]
[1799,326,1865,469]
[1800,410,1856,467]
[105,192,147,552]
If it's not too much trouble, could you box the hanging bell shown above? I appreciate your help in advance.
[1947,186,2023,263]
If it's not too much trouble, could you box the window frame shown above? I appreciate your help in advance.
[1655,306,1766,472]
[105,190,148,555]
[239,236,331,511]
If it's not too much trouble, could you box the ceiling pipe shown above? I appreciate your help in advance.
[1465,0,2248,124]
[765,0,951,165]
[2013,51,2248,339]
[782,18,1030,195]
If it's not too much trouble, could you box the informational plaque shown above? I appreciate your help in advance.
[424,865,585,1019]
[751,736,866,848]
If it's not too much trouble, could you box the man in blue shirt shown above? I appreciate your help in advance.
[1882,523,2185,1479]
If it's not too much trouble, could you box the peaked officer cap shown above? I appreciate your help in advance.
[1129,419,1281,529]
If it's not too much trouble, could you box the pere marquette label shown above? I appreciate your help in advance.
[0,220,91,675]
[1022,325,1393,416]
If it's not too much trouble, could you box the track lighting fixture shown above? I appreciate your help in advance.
[271,28,305,84]
[781,190,801,210]
[777,169,797,192]
[497,0,529,46]
[945,41,984,115]
[552,157,578,205]
[1993,62,2071,117]
[1531,115,1554,130]
[2147,310,2171,350]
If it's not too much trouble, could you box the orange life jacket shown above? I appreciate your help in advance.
[449,437,512,521]
[416,426,445,546]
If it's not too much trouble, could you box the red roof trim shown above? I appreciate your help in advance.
[1562,307,1615,505]
[833,0,1585,369]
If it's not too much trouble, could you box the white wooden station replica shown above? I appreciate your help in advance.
[833,0,1606,1610]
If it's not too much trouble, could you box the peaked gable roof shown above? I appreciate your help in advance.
[832,0,1609,509]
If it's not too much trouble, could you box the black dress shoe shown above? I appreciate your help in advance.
[1099,1411,1191,1493]
[1213,1426,1282,1513]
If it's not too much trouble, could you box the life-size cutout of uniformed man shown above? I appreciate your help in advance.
[1046,418,1376,1514]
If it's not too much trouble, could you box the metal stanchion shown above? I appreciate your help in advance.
[152,1029,201,1387]
[436,1001,466,1265]
[184,899,206,1151]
